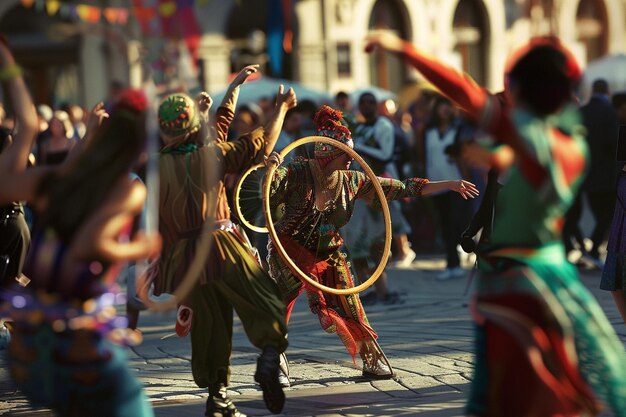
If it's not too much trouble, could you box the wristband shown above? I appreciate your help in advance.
[0,63,21,82]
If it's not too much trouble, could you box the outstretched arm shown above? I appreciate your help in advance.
[365,31,488,121]
[353,171,477,204]
[365,31,548,187]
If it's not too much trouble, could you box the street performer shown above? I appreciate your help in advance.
[148,65,296,416]
[266,104,478,385]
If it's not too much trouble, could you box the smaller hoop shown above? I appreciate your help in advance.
[233,163,268,234]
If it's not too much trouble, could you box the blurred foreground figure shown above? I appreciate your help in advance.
[366,32,626,417]
[0,49,160,417]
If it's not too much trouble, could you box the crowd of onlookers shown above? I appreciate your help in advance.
[194,78,625,279]
[3,76,623,280]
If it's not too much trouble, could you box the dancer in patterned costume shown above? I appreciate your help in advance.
[266,105,477,380]
[148,67,296,416]
[366,32,626,417]
[0,76,160,417]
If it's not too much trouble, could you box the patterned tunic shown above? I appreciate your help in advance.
[152,121,265,295]
[267,158,426,358]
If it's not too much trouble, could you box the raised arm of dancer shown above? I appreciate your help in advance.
[0,39,37,175]
[364,31,548,187]
[214,86,296,174]
[364,31,488,121]
[214,64,260,142]
[259,85,297,158]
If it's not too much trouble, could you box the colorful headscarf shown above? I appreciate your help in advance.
[158,93,200,150]
[313,105,353,159]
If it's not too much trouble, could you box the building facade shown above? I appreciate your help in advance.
[200,0,626,96]
[0,0,624,106]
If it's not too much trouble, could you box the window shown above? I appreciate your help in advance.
[453,0,488,86]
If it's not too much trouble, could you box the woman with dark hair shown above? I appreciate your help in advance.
[0,36,160,415]
[266,105,477,384]
[366,32,626,417]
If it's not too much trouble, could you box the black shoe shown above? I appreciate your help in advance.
[254,346,285,414]
[205,386,246,417]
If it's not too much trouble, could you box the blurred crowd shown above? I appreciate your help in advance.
[5,75,623,280]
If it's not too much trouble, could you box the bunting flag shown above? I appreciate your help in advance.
[158,0,201,67]
[45,0,61,16]
[19,0,209,25]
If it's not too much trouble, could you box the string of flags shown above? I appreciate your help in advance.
[19,0,210,25]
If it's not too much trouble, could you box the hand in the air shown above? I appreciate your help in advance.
[275,84,297,110]
[364,30,405,54]
[232,64,260,87]
[197,92,213,113]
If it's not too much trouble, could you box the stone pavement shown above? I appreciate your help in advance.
[1,255,625,416]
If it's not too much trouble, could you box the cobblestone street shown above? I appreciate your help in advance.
[2,257,624,416]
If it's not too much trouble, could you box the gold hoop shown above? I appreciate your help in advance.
[234,163,268,233]
[262,136,392,296]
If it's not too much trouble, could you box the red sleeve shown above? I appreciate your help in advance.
[400,42,548,187]
[401,42,488,120]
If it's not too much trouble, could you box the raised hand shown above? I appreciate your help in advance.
[232,64,260,88]
[275,85,297,110]
[87,102,109,129]
[364,30,405,54]
[451,179,479,200]
[197,91,213,113]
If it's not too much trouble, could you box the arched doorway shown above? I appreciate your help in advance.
[0,5,81,106]
[452,0,488,86]
[367,0,410,92]
[576,0,609,61]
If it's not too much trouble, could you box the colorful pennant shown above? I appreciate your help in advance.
[20,0,209,25]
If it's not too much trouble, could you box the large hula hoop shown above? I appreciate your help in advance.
[234,163,268,233]
[262,136,392,296]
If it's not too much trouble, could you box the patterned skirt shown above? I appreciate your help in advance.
[268,234,377,360]
[7,323,153,417]
[467,244,626,417]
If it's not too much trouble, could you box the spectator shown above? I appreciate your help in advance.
[580,78,621,265]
